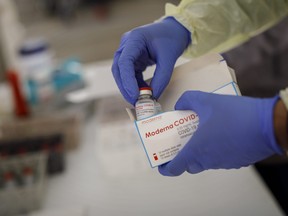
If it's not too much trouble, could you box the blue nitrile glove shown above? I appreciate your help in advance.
[112,17,191,105]
[158,91,284,176]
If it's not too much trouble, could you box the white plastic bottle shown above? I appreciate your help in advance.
[18,38,54,106]
[135,87,156,120]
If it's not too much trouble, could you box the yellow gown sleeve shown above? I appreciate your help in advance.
[165,0,288,57]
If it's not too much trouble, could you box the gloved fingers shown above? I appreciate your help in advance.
[158,158,186,176]
[134,56,154,88]
[118,31,130,50]
[112,51,135,104]
[116,43,147,104]
[158,149,204,176]
[158,144,201,176]
[186,161,205,174]
[118,62,139,103]
[150,58,176,99]
[135,72,148,88]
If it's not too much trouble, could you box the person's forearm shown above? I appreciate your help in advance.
[165,0,288,57]
[274,99,288,152]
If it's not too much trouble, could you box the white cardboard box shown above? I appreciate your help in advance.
[128,54,241,167]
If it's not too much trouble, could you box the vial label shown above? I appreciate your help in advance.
[136,98,155,120]
[154,101,162,114]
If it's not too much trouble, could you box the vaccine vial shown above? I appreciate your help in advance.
[135,87,156,120]
[154,100,162,114]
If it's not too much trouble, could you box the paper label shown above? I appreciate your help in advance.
[135,98,155,120]
[135,111,199,167]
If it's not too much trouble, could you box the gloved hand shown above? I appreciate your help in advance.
[159,91,284,176]
[112,17,191,105]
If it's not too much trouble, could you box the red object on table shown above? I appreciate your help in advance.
[7,70,30,117]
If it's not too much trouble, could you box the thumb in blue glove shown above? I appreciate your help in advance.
[158,91,284,176]
[111,17,191,105]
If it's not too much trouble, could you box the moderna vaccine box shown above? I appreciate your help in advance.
[127,54,241,167]
[134,110,199,167]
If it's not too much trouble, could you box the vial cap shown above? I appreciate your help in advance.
[139,87,152,96]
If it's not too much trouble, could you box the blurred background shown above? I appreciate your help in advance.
[0,0,288,216]
[1,0,179,72]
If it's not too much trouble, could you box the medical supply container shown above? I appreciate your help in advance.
[18,38,54,106]
[135,87,156,120]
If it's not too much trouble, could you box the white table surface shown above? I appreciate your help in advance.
[32,59,285,216]
[38,111,284,216]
